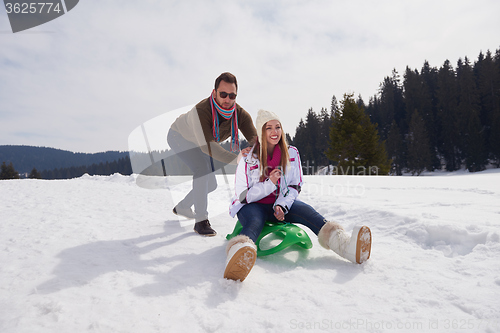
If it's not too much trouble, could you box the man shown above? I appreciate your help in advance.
[167,72,257,236]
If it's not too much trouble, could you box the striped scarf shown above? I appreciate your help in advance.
[209,92,239,152]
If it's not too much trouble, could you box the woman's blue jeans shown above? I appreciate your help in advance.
[236,200,327,243]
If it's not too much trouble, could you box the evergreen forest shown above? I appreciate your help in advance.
[291,48,500,175]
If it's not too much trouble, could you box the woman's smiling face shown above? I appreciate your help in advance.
[265,120,282,147]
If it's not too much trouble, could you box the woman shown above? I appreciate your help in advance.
[224,109,372,282]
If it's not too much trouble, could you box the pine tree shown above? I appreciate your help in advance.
[474,51,497,155]
[490,115,500,167]
[457,57,486,172]
[356,94,366,110]
[419,61,440,170]
[292,109,326,174]
[437,60,460,171]
[292,119,307,173]
[488,49,500,165]
[366,96,381,129]
[464,110,486,172]
[407,110,431,175]
[327,93,390,175]
[28,168,42,179]
[304,108,321,166]
[386,121,404,175]
[378,69,406,139]
[331,95,339,115]
[0,162,20,179]
[318,107,332,166]
[403,67,422,126]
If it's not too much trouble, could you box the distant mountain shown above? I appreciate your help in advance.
[0,145,129,174]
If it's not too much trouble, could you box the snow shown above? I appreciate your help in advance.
[1,171,500,332]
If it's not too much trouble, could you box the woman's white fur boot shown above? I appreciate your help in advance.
[224,235,257,281]
[318,221,371,264]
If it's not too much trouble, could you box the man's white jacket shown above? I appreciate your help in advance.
[229,144,304,217]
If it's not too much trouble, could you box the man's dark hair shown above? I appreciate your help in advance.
[215,72,238,91]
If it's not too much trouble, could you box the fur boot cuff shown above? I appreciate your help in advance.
[318,221,344,249]
[226,235,255,256]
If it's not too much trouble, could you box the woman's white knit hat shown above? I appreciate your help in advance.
[255,109,281,144]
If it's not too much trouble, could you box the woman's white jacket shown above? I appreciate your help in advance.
[229,144,304,217]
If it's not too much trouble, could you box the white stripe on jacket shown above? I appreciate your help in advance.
[229,144,304,217]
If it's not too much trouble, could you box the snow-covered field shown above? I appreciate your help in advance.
[1,171,500,333]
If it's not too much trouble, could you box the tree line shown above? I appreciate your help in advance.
[0,157,132,180]
[368,49,500,174]
[40,157,133,179]
[0,145,129,174]
[291,47,500,175]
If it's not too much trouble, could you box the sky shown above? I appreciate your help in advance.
[1,0,500,153]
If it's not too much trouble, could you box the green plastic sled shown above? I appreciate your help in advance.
[226,220,313,256]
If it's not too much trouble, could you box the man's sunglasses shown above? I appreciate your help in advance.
[218,91,237,100]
